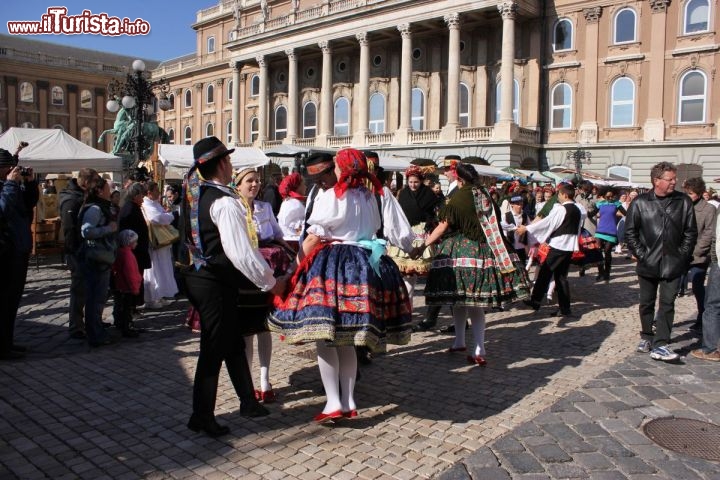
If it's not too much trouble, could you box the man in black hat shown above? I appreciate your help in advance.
[0,146,39,360]
[182,137,287,437]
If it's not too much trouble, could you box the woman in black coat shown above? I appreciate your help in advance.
[118,182,150,307]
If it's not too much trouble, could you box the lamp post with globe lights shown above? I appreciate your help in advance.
[105,59,171,169]
[566,147,592,175]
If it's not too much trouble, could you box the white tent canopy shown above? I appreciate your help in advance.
[0,127,124,173]
[158,144,270,170]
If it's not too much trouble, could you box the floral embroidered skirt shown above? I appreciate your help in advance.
[386,222,434,276]
[425,233,531,308]
[239,243,290,336]
[268,243,412,353]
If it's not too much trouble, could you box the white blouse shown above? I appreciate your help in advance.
[277,197,305,241]
[241,199,283,243]
[142,197,174,225]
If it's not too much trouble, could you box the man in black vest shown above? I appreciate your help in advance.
[183,137,287,437]
[517,183,585,317]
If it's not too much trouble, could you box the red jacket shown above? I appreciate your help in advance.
[112,246,142,294]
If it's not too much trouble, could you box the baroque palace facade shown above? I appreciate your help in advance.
[0,34,159,151]
[153,0,720,185]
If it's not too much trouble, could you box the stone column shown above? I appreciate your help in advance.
[257,55,268,143]
[441,13,461,141]
[353,32,370,145]
[580,7,602,144]
[318,41,333,142]
[239,74,247,143]
[67,84,78,138]
[396,24,413,143]
[94,87,105,148]
[174,88,182,145]
[37,80,49,128]
[215,78,224,142]
[644,0,670,141]
[231,61,241,145]
[494,1,517,141]
[6,77,17,127]
[194,82,203,144]
[286,48,299,143]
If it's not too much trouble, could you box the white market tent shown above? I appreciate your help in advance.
[0,127,124,173]
[158,144,270,170]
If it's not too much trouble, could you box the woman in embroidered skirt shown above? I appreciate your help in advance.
[234,167,294,404]
[413,162,531,366]
[592,187,626,282]
[276,172,307,251]
[269,148,412,422]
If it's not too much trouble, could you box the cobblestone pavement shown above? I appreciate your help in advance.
[1,255,718,479]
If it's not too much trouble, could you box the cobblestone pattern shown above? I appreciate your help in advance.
[0,257,715,479]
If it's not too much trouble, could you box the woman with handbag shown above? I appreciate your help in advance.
[141,181,178,309]
[79,176,118,347]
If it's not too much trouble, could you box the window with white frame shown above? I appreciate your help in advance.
[206,122,214,138]
[167,128,175,144]
[334,97,350,136]
[459,83,470,128]
[303,102,317,138]
[369,93,385,134]
[607,165,632,182]
[51,86,64,106]
[678,70,707,123]
[411,88,425,130]
[614,8,636,44]
[610,77,635,127]
[184,126,192,145]
[80,127,92,146]
[226,120,232,144]
[227,80,233,101]
[206,84,214,104]
[495,79,520,123]
[250,75,260,97]
[275,106,288,140]
[20,82,34,103]
[250,117,259,142]
[184,89,192,108]
[168,93,175,110]
[207,36,215,53]
[684,0,710,34]
[553,19,573,51]
[53,124,65,131]
[550,82,572,129]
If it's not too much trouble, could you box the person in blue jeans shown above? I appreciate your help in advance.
[691,207,720,361]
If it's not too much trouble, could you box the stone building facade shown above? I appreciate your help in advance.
[153,0,720,186]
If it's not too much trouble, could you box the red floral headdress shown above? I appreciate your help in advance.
[333,148,383,198]
[279,172,306,201]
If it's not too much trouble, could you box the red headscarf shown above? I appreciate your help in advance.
[404,165,424,180]
[333,148,383,198]
[278,172,306,201]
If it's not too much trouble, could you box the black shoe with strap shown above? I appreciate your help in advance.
[187,415,230,437]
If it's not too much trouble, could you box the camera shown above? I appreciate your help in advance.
[19,167,31,177]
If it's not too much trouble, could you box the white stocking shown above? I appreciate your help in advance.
[403,275,417,300]
[452,305,467,349]
[257,331,273,392]
[337,346,357,412]
[468,306,486,356]
[316,341,342,413]
[547,280,556,302]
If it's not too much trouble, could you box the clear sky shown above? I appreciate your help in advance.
[3,1,216,62]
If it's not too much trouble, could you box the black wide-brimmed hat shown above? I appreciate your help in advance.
[193,136,235,166]
[305,152,334,177]
[0,148,18,167]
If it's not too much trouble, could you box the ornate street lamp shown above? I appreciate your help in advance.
[566,147,592,175]
[106,60,171,168]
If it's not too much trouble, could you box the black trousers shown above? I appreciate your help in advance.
[112,292,135,332]
[638,275,680,348]
[0,251,30,354]
[185,272,256,420]
[531,248,573,314]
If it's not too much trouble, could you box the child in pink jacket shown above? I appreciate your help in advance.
[112,229,143,338]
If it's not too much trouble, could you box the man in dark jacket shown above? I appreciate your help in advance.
[625,162,697,362]
[59,168,99,339]
[0,146,39,360]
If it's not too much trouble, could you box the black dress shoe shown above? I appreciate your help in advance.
[187,415,230,437]
[0,350,25,360]
[523,299,541,311]
[11,344,27,353]
[412,321,436,332]
[70,331,87,340]
[240,402,270,418]
[121,328,140,338]
[89,338,114,347]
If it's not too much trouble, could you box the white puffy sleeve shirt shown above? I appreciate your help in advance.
[381,186,414,253]
[277,198,305,241]
[306,188,381,244]
[142,197,174,225]
[209,195,276,291]
[250,200,283,243]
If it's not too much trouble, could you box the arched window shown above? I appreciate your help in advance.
[184,126,192,145]
[459,83,470,128]
[334,97,350,136]
[52,124,65,131]
[168,93,175,110]
[80,89,92,109]
[607,165,632,182]
[275,106,288,140]
[206,84,214,104]
[21,122,34,128]
[51,86,64,106]
[303,102,317,138]
[550,82,572,130]
[685,0,710,34]
[184,89,192,108]
[205,122,214,138]
[495,79,520,123]
[207,36,215,53]
[369,93,385,134]
[227,80,233,101]
[80,127,93,146]
[614,8,636,44]
[0,122,3,134]
[553,19,573,51]
[250,117,259,142]
[678,70,707,123]
[411,88,425,131]
[167,128,175,144]
[19,82,34,103]
[226,120,232,144]
[250,74,260,97]
[610,77,635,127]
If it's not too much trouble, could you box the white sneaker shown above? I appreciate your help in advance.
[636,339,651,353]
[650,346,680,362]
